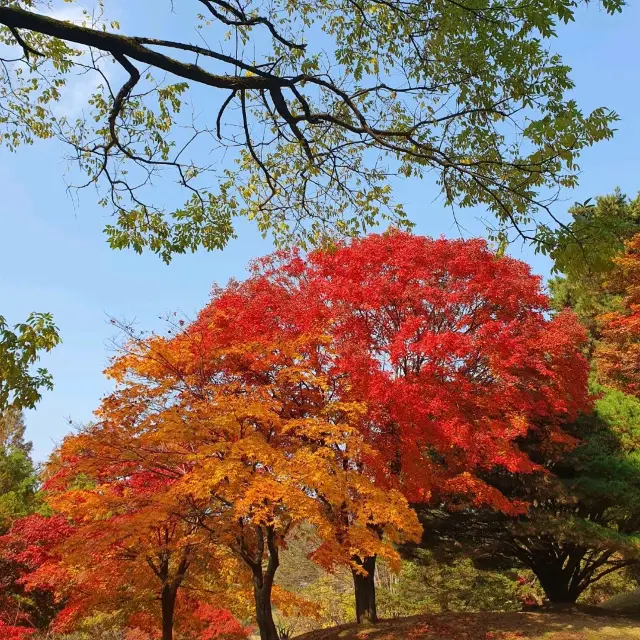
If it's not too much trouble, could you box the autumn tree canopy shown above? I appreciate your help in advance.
[0,233,592,638]
[0,0,625,259]
[190,231,590,622]
[0,514,71,638]
[39,464,248,640]
[196,232,590,507]
[0,321,59,639]
[44,327,420,640]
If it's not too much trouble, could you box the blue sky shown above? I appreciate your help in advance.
[1,1,639,462]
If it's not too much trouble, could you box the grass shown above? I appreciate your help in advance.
[293,609,640,639]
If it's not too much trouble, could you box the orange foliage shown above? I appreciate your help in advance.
[45,328,419,638]
[596,232,640,396]
[42,438,250,638]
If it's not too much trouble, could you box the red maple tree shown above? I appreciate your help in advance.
[0,514,71,638]
[191,231,590,622]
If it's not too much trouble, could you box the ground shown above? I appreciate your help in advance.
[600,589,640,615]
[293,610,640,640]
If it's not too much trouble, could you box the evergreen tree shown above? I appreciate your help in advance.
[0,410,32,456]
[0,448,37,535]
[414,393,640,606]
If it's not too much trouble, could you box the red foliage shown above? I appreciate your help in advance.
[126,611,159,635]
[50,603,85,634]
[0,514,73,597]
[0,515,72,635]
[191,232,590,511]
[187,602,250,639]
[0,621,35,640]
[1,515,73,571]
[124,600,248,640]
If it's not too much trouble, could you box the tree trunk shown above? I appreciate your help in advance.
[540,580,577,604]
[352,555,378,623]
[533,565,580,604]
[253,575,279,640]
[249,525,280,640]
[161,585,177,640]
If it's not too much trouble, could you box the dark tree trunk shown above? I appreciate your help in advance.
[536,572,579,604]
[148,535,190,640]
[240,525,281,640]
[530,552,586,605]
[352,555,378,624]
[161,585,177,640]
[253,575,279,640]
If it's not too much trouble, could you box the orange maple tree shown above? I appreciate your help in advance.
[190,231,590,622]
[47,329,420,640]
[596,232,640,396]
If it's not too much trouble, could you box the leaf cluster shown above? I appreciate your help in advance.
[0,313,60,412]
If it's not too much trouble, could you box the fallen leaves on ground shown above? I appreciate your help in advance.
[294,610,640,640]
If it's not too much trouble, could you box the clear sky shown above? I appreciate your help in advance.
[1,1,639,462]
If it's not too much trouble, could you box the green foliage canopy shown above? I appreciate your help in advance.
[0,410,38,532]
[0,447,38,533]
[568,382,640,522]
[0,312,60,412]
[0,0,625,259]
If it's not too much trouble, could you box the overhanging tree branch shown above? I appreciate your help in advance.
[0,6,287,91]
[0,0,624,259]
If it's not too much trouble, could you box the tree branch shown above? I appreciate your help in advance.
[7,25,43,59]
[0,6,289,91]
